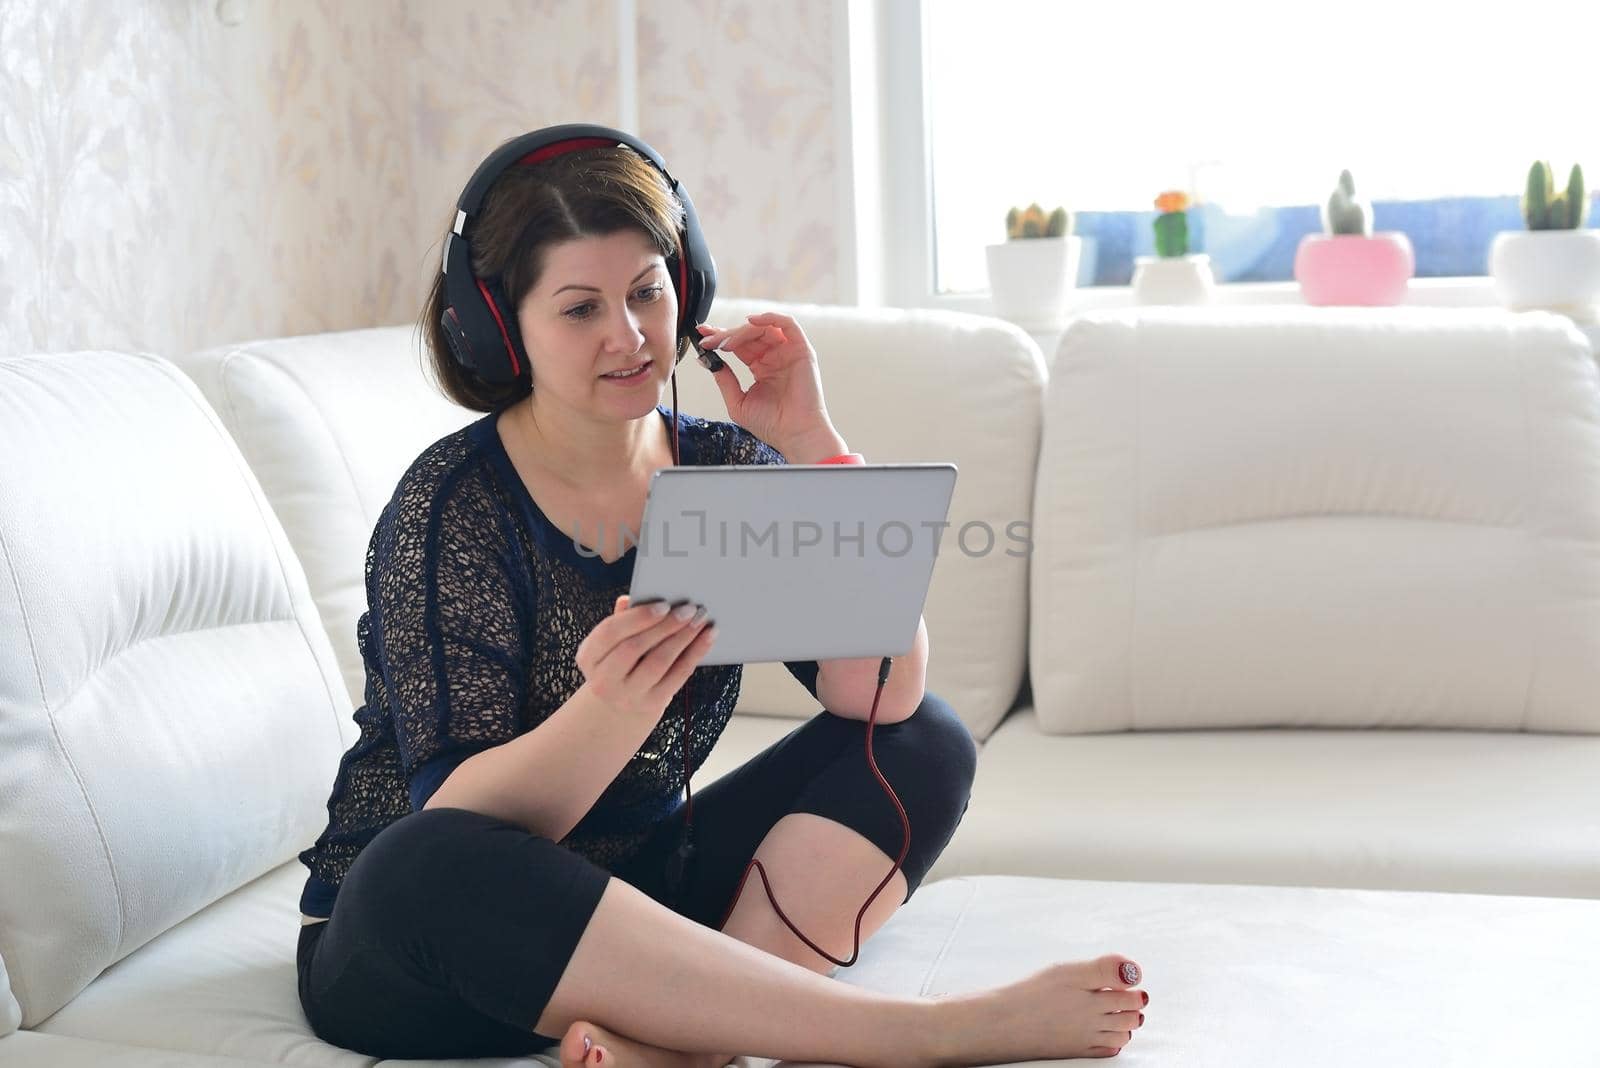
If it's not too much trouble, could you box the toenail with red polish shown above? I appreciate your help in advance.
[1119,961,1141,985]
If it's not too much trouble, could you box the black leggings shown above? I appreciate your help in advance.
[297,692,978,1060]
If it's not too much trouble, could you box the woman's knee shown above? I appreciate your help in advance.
[882,695,978,869]
[897,691,979,795]
[832,692,977,850]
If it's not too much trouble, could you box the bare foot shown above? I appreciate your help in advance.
[559,1020,731,1068]
[929,954,1148,1065]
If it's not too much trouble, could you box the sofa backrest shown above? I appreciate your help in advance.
[1030,306,1600,733]
[173,326,479,709]
[176,299,1046,743]
[673,299,1046,740]
[0,352,355,1029]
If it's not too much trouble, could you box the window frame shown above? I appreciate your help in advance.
[859,0,1512,322]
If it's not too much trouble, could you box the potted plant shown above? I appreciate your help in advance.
[985,202,1083,331]
[1132,190,1215,304]
[1293,170,1414,305]
[1489,161,1600,322]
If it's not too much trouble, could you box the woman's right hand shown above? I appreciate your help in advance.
[576,595,717,720]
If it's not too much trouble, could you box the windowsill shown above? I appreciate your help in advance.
[914,277,1600,358]
[927,275,1507,315]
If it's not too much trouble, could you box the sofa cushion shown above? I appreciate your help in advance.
[30,856,559,1066]
[171,329,479,712]
[33,863,380,1067]
[17,868,1600,1065]
[1031,306,1600,732]
[836,874,1599,1064]
[925,705,1600,898]
[178,300,1046,744]
[676,300,1045,742]
[0,353,354,1028]
[0,1030,287,1065]
[0,954,15,1039]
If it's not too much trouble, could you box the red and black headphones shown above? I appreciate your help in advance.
[438,122,718,389]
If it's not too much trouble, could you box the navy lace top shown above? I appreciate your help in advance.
[297,402,820,918]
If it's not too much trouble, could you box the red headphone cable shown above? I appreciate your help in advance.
[661,362,911,968]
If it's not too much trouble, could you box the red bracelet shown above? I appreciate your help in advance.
[817,452,865,465]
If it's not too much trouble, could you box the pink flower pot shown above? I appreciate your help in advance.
[1294,233,1415,306]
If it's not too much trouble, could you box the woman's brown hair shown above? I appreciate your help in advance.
[418,144,690,412]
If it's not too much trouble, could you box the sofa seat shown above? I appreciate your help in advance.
[17,860,571,1067]
[0,1030,287,1065]
[927,705,1600,897]
[24,864,379,1067]
[826,874,1600,1065]
[23,865,1596,1066]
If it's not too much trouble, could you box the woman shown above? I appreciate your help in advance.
[293,129,1147,1068]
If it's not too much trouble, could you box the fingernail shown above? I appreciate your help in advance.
[583,1035,592,1055]
[651,601,671,616]
[595,1051,604,1065]
[1141,990,1149,1006]
[1119,961,1141,985]
[705,624,718,639]
[673,602,697,620]
[1138,1012,1144,1026]
[692,605,708,623]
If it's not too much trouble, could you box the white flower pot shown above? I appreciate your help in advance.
[1489,230,1600,323]
[1132,254,1216,305]
[985,236,1083,331]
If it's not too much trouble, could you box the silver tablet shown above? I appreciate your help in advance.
[628,463,958,665]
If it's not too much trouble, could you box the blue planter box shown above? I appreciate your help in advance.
[1070,195,1600,287]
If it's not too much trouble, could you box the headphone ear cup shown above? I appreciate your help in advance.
[441,306,478,370]
[442,231,522,385]
[668,246,709,365]
[480,276,529,382]
[668,176,715,326]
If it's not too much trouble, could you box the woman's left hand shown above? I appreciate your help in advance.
[694,312,836,456]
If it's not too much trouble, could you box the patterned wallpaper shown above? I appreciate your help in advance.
[0,0,841,359]
[637,0,839,303]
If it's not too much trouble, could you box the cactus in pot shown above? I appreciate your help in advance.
[1491,159,1600,322]
[1294,168,1413,305]
[1152,191,1191,257]
[1005,203,1073,239]
[1323,169,1373,237]
[986,201,1081,329]
[1522,161,1588,230]
[1132,190,1212,304]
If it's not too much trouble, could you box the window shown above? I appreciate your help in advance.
[920,0,1600,294]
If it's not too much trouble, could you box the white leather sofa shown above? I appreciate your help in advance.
[3,300,1599,1066]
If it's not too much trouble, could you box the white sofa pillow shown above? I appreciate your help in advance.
[1031,306,1600,733]
[174,326,478,711]
[0,352,353,1028]
[633,298,1046,742]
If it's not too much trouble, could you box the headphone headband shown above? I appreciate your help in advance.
[439,123,717,388]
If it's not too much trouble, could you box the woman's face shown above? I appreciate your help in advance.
[517,229,678,418]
